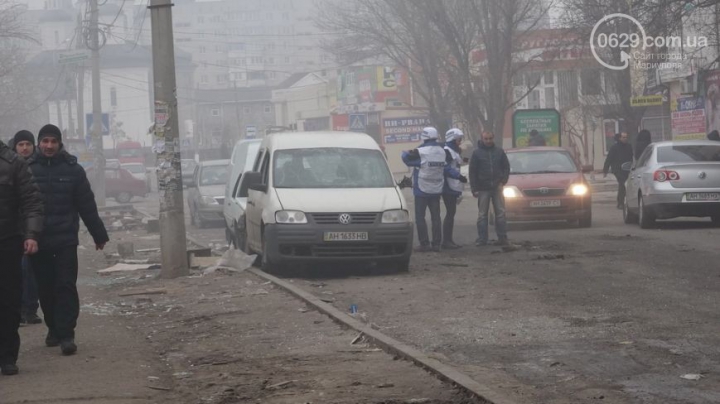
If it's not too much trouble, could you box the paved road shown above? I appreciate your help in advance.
[132,189,720,404]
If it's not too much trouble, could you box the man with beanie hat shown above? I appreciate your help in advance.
[28,124,109,356]
[12,130,42,325]
[0,138,43,376]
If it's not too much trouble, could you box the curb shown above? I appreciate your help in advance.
[247,267,517,404]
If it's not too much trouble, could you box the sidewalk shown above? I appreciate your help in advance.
[1,231,469,404]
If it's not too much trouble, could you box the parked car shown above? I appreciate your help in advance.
[224,139,262,247]
[238,132,413,274]
[187,159,230,228]
[623,141,720,228]
[499,147,593,227]
[121,163,149,189]
[86,166,148,203]
[181,159,197,187]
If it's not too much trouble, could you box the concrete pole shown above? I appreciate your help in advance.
[149,0,189,279]
[76,11,84,142]
[90,0,106,206]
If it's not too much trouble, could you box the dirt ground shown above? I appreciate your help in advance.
[2,230,475,404]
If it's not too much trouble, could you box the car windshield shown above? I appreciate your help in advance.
[508,151,578,174]
[200,165,229,186]
[657,145,720,163]
[123,165,144,174]
[273,148,394,189]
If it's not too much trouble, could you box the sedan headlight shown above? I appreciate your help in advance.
[382,210,410,223]
[275,210,308,224]
[201,195,219,205]
[568,183,589,196]
[503,186,522,198]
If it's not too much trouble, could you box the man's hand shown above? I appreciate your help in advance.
[24,239,38,255]
[96,243,106,251]
[472,191,479,198]
[458,175,468,184]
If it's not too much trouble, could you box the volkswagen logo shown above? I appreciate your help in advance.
[540,187,550,194]
[338,214,352,225]
[698,171,707,180]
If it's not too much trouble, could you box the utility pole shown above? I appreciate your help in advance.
[76,11,85,143]
[89,0,106,206]
[150,0,189,279]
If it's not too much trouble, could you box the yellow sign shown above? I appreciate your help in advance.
[631,95,663,107]
[377,67,397,91]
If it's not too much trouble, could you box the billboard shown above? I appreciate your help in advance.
[382,117,431,144]
[672,96,706,141]
[512,109,561,147]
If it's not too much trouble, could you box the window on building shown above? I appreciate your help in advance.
[545,87,556,109]
[525,71,542,88]
[110,87,117,107]
[249,71,265,80]
[544,71,554,85]
[581,69,602,96]
[211,108,221,117]
[251,57,263,64]
[244,106,252,114]
[201,75,208,83]
[282,12,290,20]
[284,56,291,64]
[557,70,578,109]
[264,104,272,114]
[54,30,60,45]
[217,75,226,83]
[267,57,275,65]
[199,46,206,54]
[528,90,541,109]
[198,16,205,23]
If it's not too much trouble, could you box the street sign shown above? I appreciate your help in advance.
[57,50,90,65]
[349,114,367,132]
[631,95,664,107]
[86,113,110,136]
[246,125,257,139]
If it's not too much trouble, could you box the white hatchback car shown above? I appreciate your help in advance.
[623,140,720,228]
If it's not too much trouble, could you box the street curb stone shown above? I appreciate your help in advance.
[248,267,517,404]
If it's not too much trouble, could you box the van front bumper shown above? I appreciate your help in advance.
[264,222,414,264]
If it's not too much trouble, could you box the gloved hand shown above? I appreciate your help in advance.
[458,175,468,183]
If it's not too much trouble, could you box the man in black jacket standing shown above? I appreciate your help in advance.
[0,140,43,376]
[28,124,109,356]
[603,132,634,209]
[469,131,511,246]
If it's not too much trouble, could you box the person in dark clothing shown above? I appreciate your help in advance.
[708,130,720,141]
[528,129,547,146]
[603,132,634,209]
[0,140,44,376]
[634,129,652,160]
[28,124,109,356]
[12,130,42,325]
[469,131,510,246]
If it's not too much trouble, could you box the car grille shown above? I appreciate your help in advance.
[523,188,566,197]
[279,243,407,258]
[309,212,379,225]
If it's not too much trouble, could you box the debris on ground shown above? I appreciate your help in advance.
[680,374,704,381]
[534,253,566,261]
[119,288,167,297]
[200,249,257,275]
[97,263,157,275]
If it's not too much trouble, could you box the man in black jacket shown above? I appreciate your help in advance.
[0,140,43,376]
[28,124,109,356]
[603,132,634,209]
[469,131,510,246]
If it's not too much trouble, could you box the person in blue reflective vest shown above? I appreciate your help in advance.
[402,127,466,252]
[442,128,466,249]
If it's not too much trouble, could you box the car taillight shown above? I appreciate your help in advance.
[654,170,680,182]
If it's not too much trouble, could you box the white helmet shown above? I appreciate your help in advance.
[421,127,439,140]
[445,128,464,143]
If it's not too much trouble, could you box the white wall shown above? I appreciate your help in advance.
[272,81,330,127]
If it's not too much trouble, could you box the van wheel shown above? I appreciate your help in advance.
[235,219,248,253]
[115,192,132,204]
[638,195,655,229]
[261,232,281,275]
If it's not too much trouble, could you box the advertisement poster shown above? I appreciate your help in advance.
[512,109,561,147]
[332,114,349,131]
[382,117,431,144]
[672,96,706,141]
[705,70,720,133]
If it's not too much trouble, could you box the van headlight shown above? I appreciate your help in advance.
[382,210,410,223]
[568,184,589,196]
[503,186,522,198]
[201,196,219,205]
[275,210,307,224]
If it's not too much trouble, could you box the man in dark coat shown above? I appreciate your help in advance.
[28,124,109,356]
[603,132,634,209]
[0,139,43,376]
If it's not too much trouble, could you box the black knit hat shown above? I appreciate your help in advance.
[38,124,63,144]
[13,130,35,148]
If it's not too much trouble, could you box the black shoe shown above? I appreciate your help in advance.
[46,332,60,348]
[415,245,432,253]
[60,339,77,356]
[441,242,462,250]
[22,312,42,325]
[1,364,19,376]
[494,238,510,246]
[431,245,442,252]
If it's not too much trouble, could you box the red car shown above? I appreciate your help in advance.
[500,147,593,227]
[86,166,147,203]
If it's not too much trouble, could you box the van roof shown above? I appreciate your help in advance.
[263,131,380,150]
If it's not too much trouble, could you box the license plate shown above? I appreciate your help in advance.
[686,192,720,201]
[324,232,369,242]
[530,200,561,208]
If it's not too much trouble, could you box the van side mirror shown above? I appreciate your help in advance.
[244,171,266,193]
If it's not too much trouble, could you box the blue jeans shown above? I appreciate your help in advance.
[21,256,40,314]
[415,196,442,247]
[476,187,508,243]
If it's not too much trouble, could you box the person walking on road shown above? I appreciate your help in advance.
[469,131,510,247]
[528,129,547,146]
[603,132,634,210]
[28,124,109,356]
[0,139,44,376]
[12,130,42,325]
[441,128,466,249]
[402,127,464,252]
[634,129,652,160]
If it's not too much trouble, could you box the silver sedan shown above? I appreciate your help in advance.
[623,140,720,228]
